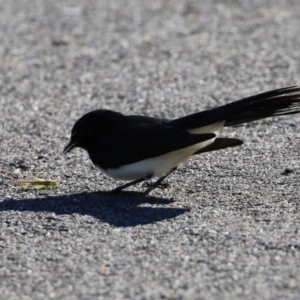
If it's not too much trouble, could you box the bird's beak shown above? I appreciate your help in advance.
[63,141,76,154]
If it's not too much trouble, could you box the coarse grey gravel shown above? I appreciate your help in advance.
[1,0,300,299]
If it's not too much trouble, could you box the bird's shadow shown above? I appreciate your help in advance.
[0,191,189,227]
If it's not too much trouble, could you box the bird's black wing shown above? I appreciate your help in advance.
[93,123,215,169]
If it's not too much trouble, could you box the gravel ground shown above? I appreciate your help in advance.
[1,0,300,299]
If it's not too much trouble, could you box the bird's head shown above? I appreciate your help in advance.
[63,109,123,154]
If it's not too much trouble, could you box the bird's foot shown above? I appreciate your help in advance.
[142,181,170,189]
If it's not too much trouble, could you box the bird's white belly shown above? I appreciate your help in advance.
[97,138,216,181]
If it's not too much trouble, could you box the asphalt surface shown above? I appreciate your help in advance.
[1,0,300,299]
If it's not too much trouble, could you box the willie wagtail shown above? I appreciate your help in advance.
[64,86,300,194]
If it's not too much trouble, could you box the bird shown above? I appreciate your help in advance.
[64,86,300,194]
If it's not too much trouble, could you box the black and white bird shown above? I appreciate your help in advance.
[64,86,300,194]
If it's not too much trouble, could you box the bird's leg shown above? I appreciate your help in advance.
[144,167,177,195]
[109,174,153,193]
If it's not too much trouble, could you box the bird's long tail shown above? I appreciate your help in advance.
[171,86,300,129]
